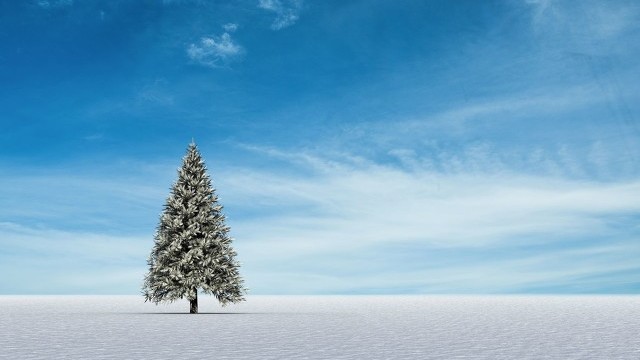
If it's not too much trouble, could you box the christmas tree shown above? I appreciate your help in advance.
[143,142,245,313]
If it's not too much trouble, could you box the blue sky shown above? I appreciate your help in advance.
[1,0,639,295]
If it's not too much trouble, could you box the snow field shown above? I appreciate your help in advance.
[1,295,639,359]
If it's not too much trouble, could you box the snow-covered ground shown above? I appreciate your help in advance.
[1,295,638,359]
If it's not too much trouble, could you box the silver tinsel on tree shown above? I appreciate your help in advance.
[143,142,246,313]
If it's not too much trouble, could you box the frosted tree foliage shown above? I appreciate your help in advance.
[143,142,245,313]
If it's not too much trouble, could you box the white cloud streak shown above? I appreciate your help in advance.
[258,0,303,30]
[223,150,640,251]
[526,0,639,42]
[223,23,238,33]
[325,79,639,180]
[35,0,73,9]
[162,0,206,5]
[345,84,603,143]
[187,32,243,68]
[216,147,640,293]
[0,222,148,294]
[327,243,640,294]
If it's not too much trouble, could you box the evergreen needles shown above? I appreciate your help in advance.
[142,142,246,313]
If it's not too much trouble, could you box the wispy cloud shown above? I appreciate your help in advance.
[319,77,639,181]
[162,0,206,5]
[258,0,303,30]
[526,0,639,42]
[0,222,148,294]
[0,168,169,233]
[35,0,73,9]
[373,84,601,135]
[187,31,243,68]
[223,23,239,32]
[216,146,640,293]
[225,147,640,249]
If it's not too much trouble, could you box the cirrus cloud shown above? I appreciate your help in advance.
[258,0,303,30]
[35,0,73,8]
[186,30,243,68]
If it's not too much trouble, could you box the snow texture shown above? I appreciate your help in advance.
[1,296,639,359]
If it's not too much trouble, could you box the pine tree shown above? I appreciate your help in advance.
[143,142,246,313]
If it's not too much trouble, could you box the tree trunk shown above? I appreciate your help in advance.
[190,292,198,314]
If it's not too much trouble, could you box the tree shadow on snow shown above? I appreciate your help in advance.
[130,312,261,315]
[128,312,317,315]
